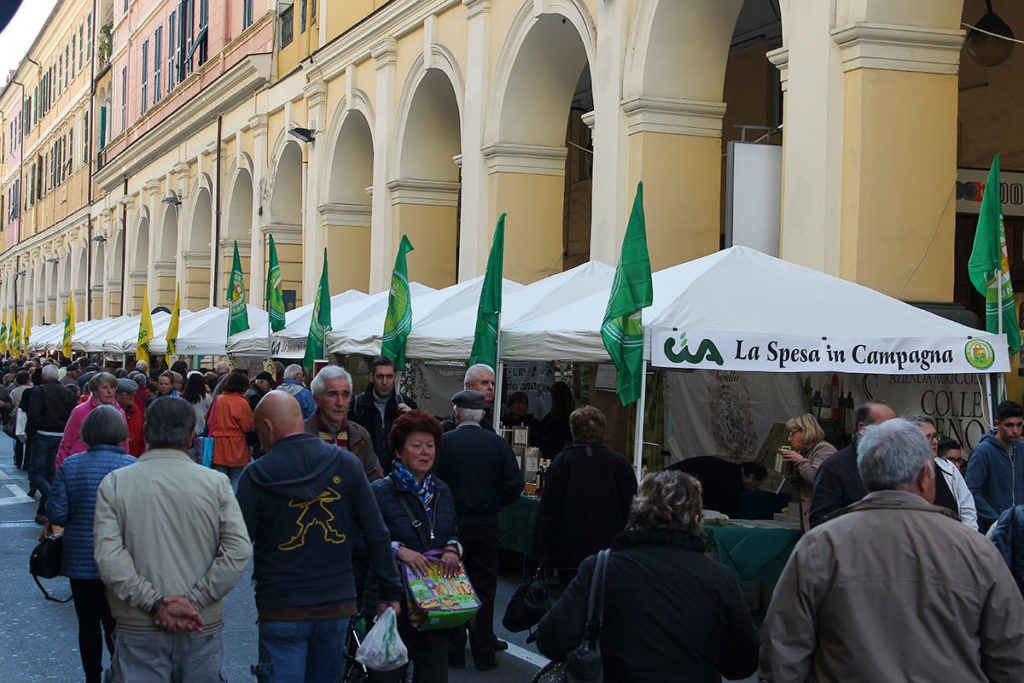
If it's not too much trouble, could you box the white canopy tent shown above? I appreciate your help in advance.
[72,315,152,354]
[406,262,609,360]
[174,305,269,357]
[327,278,520,358]
[26,323,64,354]
[102,310,193,356]
[227,289,370,357]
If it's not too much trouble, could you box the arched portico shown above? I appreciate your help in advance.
[265,140,305,305]
[130,215,150,314]
[155,206,179,308]
[109,227,125,317]
[486,2,596,283]
[321,106,374,293]
[392,61,463,288]
[91,240,105,319]
[184,179,213,309]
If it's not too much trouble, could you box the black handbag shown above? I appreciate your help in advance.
[503,570,551,632]
[532,549,610,683]
[29,532,72,603]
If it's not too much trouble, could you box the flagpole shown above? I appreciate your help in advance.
[265,233,272,366]
[492,312,502,431]
[632,360,648,483]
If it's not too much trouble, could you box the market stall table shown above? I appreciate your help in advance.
[499,495,802,584]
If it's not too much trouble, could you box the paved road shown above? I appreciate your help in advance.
[0,434,545,682]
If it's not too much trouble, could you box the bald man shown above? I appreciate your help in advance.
[235,391,403,682]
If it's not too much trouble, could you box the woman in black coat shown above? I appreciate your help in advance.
[536,470,759,683]
[370,410,460,683]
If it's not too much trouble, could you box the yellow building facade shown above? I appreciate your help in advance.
[0,0,1016,377]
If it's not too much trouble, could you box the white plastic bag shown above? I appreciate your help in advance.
[15,408,27,443]
[355,606,408,672]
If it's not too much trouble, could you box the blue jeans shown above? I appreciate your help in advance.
[254,617,350,683]
[29,433,61,515]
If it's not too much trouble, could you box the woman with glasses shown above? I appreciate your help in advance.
[906,415,978,530]
[779,413,836,530]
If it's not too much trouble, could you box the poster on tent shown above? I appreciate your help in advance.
[651,327,1010,375]
[503,362,556,417]
[665,371,994,464]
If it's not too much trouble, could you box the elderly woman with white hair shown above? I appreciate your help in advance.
[536,470,759,682]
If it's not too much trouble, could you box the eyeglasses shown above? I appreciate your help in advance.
[926,433,939,442]
[787,429,801,436]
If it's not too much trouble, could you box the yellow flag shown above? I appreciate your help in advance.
[62,296,75,359]
[22,307,31,350]
[11,310,20,355]
[0,309,7,356]
[166,284,180,357]
[137,291,153,368]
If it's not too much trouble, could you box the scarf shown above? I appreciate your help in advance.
[391,460,436,514]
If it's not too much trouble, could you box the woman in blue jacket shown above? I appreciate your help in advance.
[371,410,460,683]
[46,406,136,683]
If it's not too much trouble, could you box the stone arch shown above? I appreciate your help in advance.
[483,0,597,282]
[390,56,464,288]
[47,256,59,323]
[109,224,125,316]
[185,182,214,309]
[264,139,304,304]
[154,205,179,308]
[185,173,214,252]
[322,106,374,292]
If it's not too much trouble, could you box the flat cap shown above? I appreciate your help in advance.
[254,371,274,382]
[452,389,486,410]
[116,378,139,394]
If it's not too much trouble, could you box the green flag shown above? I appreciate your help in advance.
[227,240,249,335]
[469,213,505,367]
[266,234,286,332]
[601,182,653,405]
[968,154,1021,357]
[381,235,414,370]
[303,249,332,369]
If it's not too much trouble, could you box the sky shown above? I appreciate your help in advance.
[0,0,60,88]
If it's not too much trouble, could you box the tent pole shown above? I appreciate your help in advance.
[492,312,502,432]
[632,361,648,482]
[985,373,997,425]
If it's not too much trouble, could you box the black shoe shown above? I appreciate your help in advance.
[475,660,499,672]
[28,487,36,498]
[493,639,508,651]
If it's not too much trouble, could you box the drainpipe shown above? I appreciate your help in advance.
[212,115,222,306]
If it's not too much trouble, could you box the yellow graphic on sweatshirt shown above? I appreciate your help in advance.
[278,487,347,550]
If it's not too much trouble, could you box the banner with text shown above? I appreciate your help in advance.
[651,328,1009,375]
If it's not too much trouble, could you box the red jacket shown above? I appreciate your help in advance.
[122,401,146,457]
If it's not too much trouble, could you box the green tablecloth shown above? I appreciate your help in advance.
[499,495,539,555]
[702,523,801,583]
[499,495,800,584]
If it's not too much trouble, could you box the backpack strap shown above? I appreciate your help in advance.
[388,476,430,550]
[33,574,72,603]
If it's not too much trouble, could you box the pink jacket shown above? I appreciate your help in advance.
[55,396,129,470]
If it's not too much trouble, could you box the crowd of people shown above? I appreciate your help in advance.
[8,350,1024,682]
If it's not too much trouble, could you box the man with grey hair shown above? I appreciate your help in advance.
[94,396,252,682]
[278,363,316,419]
[760,418,1024,681]
[442,363,497,433]
[436,390,523,670]
[305,365,382,481]
[25,363,77,524]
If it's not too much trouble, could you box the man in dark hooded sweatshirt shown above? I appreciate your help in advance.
[236,391,403,682]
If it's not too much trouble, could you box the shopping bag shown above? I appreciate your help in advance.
[503,570,551,632]
[355,606,408,672]
[15,408,27,443]
[194,435,214,467]
[402,549,480,631]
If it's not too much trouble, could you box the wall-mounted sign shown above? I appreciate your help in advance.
[957,167,1024,217]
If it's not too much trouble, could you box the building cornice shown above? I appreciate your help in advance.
[621,96,727,138]
[831,23,964,75]
[94,54,273,193]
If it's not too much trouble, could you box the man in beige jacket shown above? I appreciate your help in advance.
[760,418,1024,682]
[94,396,252,683]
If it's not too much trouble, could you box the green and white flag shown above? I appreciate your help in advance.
[601,182,653,405]
[227,240,249,335]
[470,213,505,368]
[303,249,332,369]
[968,154,1021,357]
[266,234,286,332]
[381,235,414,370]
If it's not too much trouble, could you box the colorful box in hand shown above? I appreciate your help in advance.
[402,560,480,631]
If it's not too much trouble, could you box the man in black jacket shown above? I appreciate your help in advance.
[349,357,416,474]
[25,364,76,524]
[237,391,403,682]
[808,400,895,527]
[436,390,523,671]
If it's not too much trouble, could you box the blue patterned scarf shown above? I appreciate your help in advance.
[391,460,436,515]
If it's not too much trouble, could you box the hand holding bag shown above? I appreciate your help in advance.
[503,568,551,632]
[194,397,218,467]
[29,529,72,603]
[355,606,408,672]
